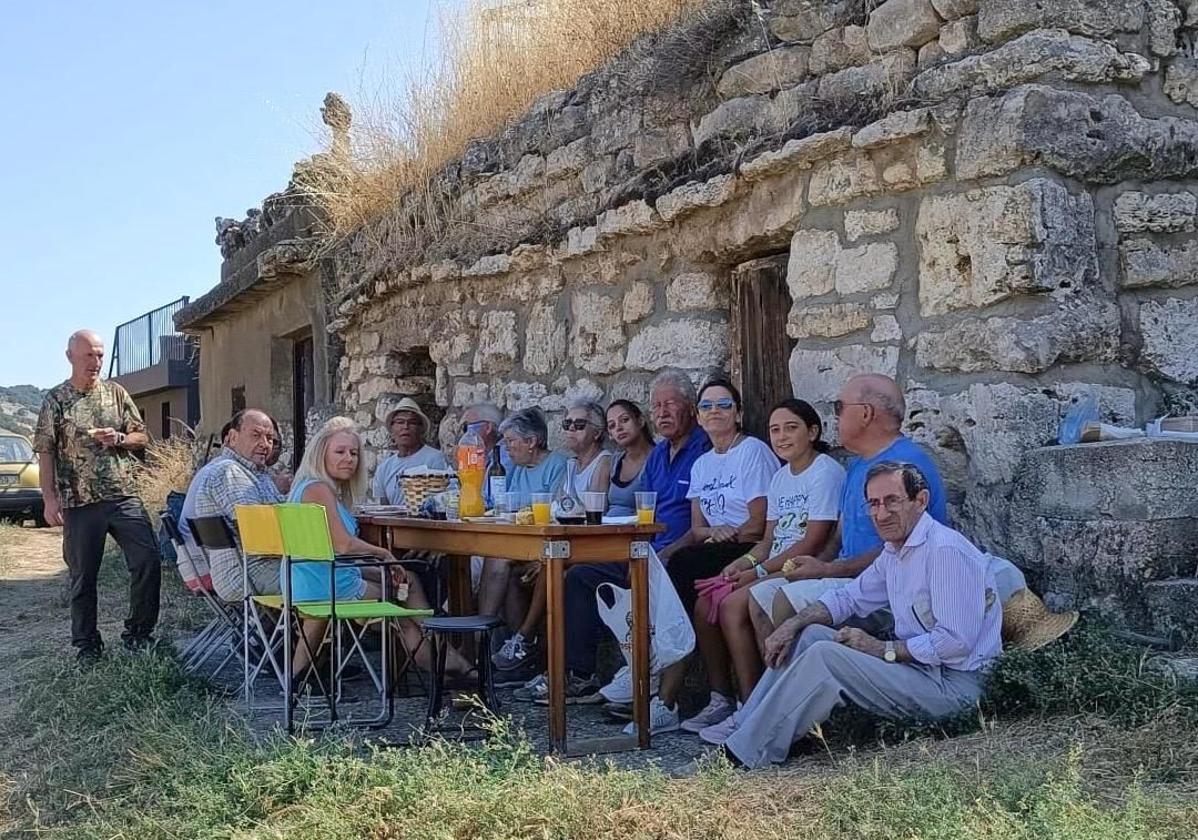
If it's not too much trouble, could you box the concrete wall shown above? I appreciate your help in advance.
[193,269,330,455]
[131,387,195,439]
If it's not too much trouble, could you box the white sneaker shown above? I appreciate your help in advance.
[680,693,735,733]
[698,706,741,745]
[621,696,680,736]
[599,665,661,704]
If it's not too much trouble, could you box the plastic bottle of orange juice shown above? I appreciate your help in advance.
[457,422,487,517]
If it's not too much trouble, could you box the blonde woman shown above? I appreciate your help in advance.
[283,417,471,681]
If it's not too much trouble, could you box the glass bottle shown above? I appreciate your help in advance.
[555,459,586,525]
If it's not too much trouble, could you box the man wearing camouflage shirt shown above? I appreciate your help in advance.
[35,330,161,665]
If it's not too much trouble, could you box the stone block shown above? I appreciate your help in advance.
[769,0,862,44]
[571,291,625,374]
[836,242,898,294]
[872,292,900,309]
[596,200,662,239]
[1139,297,1198,384]
[694,95,772,147]
[592,108,642,155]
[809,25,871,75]
[789,344,900,403]
[817,50,917,107]
[632,125,690,169]
[740,127,854,180]
[718,46,811,98]
[1165,56,1198,107]
[681,168,808,261]
[622,282,655,323]
[913,30,1150,101]
[524,300,567,376]
[868,0,942,52]
[787,302,871,339]
[918,41,946,69]
[852,108,933,149]
[452,380,493,408]
[808,152,881,206]
[545,137,592,179]
[915,297,1120,373]
[845,208,900,241]
[565,225,600,257]
[871,314,903,341]
[581,157,612,194]
[1120,237,1198,289]
[938,15,979,55]
[930,0,977,20]
[472,310,519,374]
[976,0,1147,44]
[915,178,1098,316]
[1114,191,1198,234]
[1144,580,1198,641]
[625,318,730,371]
[656,175,739,223]
[957,85,1198,184]
[667,272,730,311]
[786,230,839,299]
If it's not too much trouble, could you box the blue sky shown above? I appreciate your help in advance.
[0,1,439,388]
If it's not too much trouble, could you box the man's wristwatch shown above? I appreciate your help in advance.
[883,641,897,663]
[114,432,127,448]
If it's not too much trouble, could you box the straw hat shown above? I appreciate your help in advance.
[1001,588,1079,652]
[385,398,433,441]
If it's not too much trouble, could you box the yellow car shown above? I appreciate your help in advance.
[0,433,45,526]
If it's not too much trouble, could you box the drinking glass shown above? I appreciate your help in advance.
[582,491,606,525]
[531,492,553,525]
[635,491,657,525]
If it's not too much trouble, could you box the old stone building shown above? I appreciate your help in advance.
[187,0,1198,629]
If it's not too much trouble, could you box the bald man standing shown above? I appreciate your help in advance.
[34,330,161,665]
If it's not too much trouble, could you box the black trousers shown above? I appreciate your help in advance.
[62,496,161,650]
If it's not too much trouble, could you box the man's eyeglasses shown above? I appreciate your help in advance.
[697,398,736,412]
[561,418,592,431]
[865,495,913,515]
[832,400,870,417]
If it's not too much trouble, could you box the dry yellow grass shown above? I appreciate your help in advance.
[297,0,708,246]
[133,434,196,520]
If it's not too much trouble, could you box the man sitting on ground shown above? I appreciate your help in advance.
[188,409,284,602]
[703,461,1001,769]
[371,398,449,505]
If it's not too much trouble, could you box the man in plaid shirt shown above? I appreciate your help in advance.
[189,410,283,602]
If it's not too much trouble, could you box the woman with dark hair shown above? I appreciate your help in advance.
[655,377,780,734]
[605,399,655,517]
[686,398,845,741]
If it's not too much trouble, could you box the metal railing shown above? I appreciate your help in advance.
[109,297,195,377]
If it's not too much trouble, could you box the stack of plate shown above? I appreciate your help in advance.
[356,504,407,517]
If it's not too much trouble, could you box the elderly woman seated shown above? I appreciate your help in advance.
[475,408,568,683]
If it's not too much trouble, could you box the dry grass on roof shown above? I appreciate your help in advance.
[296,0,712,252]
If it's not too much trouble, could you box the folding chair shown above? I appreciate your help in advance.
[272,502,433,732]
[189,512,287,713]
[160,511,240,679]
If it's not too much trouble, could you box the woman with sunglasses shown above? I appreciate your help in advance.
[659,378,779,734]
[561,400,612,498]
[605,399,655,516]
[690,398,844,743]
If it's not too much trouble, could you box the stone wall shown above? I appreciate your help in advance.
[329,0,1198,564]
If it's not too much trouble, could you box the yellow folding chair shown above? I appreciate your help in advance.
[233,504,291,711]
[274,502,433,732]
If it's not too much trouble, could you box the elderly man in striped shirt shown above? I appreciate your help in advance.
[703,460,1002,770]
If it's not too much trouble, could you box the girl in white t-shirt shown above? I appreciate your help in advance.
[661,379,779,734]
[703,399,844,724]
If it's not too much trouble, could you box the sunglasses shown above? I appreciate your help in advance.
[832,400,870,417]
[561,418,592,431]
[697,398,736,412]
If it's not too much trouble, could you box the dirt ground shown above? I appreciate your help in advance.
[0,526,73,691]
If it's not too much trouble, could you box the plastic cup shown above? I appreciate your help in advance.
[531,492,553,525]
[495,492,515,522]
[635,491,657,525]
[583,491,606,525]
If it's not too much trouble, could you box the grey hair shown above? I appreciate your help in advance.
[863,461,928,500]
[857,378,906,425]
[499,407,549,450]
[568,399,607,433]
[466,401,503,425]
[649,367,698,404]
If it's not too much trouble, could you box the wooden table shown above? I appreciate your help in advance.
[359,516,663,754]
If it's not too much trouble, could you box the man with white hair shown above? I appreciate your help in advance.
[34,330,161,665]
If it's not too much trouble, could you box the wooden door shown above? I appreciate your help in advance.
[731,255,795,441]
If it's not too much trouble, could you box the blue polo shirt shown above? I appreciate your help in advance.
[839,435,948,559]
[643,425,711,551]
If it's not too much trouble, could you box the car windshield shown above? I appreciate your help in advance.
[0,436,33,463]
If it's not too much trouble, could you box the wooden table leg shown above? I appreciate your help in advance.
[446,554,472,616]
[545,554,567,753]
[630,551,651,750]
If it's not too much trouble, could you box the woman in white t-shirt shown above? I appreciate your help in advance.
[662,378,779,734]
[705,399,844,720]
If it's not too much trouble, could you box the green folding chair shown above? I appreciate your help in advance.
[275,502,432,732]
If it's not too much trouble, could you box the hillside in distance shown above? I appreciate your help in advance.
[0,385,45,437]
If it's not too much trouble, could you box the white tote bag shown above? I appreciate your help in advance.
[596,546,695,672]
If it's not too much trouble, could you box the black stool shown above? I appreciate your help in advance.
[422,615,505,732]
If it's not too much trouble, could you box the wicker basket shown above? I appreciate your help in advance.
[399,474,451,511]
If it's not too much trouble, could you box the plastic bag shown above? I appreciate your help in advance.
[596,546,695,673]
[1058,391,1099,445]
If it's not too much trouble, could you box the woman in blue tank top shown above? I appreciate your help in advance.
[284,417,472,680]
[605,399,654,516]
